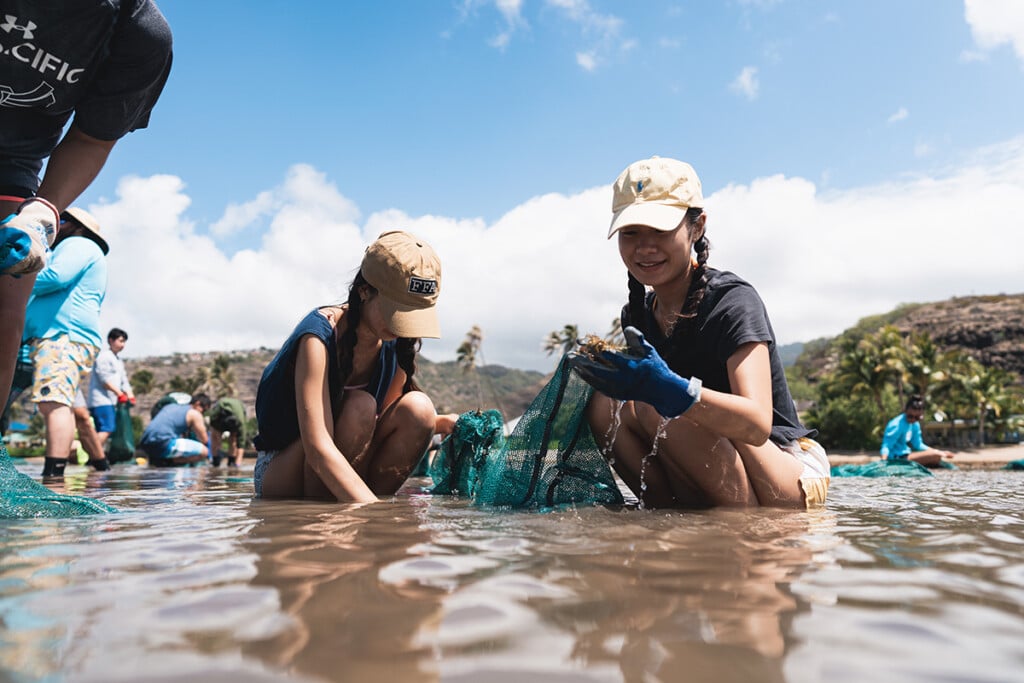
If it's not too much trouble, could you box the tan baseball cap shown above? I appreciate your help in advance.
[62,207,109,254]
[608,156,704,238]
[360,230,442,339]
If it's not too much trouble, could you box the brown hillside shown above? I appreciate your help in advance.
[123,349,549,425]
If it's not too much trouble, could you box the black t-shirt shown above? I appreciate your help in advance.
[0,0,173,191]
[621,268,814,445]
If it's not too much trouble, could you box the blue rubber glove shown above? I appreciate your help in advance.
[0,198,59,276]
[568,326,702,418]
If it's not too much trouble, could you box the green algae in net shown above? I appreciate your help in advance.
[429,355,623,509]
[0,444,116,517]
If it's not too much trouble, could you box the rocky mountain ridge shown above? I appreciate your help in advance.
[796,292,1024,385]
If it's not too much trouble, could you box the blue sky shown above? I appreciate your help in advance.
[75,1,1024,372]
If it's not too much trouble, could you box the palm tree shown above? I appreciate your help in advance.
[874,325,909,405]
[543,324,579,357]
[904,330,945,399]
[457,326,485,410]
[831,334,893,416]
[208,354,237,397]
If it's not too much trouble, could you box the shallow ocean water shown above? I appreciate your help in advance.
[1,461,1023,682]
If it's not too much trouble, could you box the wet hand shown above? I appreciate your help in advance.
[568,326,702,418]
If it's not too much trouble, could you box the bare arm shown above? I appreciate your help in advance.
[295,335,377,503]
[682,342,775,446]
[187,409,209,445]
[435,412,459,436]
[36,125,117,212]
[380,366,407,412]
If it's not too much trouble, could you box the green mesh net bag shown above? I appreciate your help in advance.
[0,444,116,517]
[428,409,505,498]
[429,356,624,509]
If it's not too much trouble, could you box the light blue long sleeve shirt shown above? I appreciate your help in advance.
[23,236,107,348]
[880,413,927,459]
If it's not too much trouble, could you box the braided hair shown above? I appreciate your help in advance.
[335,272,422,408]
[625,207,710,344]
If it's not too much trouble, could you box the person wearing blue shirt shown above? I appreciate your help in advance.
[880,395,955,466]
[139,393,210,466]
[22,208,109,476]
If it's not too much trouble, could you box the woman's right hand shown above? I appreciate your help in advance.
[435,412,459,436]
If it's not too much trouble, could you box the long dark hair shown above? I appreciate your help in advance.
[335,271,422,401]
[625,207,710,345]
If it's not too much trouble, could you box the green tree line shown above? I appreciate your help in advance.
[796,325,1023,450]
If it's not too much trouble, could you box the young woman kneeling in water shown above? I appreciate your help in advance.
[253,231,457,503]
[570,157,830,509]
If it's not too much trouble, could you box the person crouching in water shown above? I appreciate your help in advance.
[569,157,830,509]
[252,231,458,503]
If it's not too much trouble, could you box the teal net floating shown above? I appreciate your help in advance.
[0,444,116,517]
[1003,459,1024,471]
[429,355,624,509]
[831,459,933,478]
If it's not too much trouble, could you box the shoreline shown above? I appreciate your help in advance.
[828,442,1024,467]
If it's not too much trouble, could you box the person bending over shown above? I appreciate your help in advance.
[139,393,210,467]
[208,396,247,467]
[0,1,172,449]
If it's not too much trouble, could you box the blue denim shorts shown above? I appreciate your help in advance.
[253,450,278,497]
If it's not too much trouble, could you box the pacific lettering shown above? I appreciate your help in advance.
[4,41,83,84]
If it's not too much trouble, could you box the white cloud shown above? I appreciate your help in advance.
[453,0,625,69]
[545,0,623,70]
[209,191,275,238]
[730,66,760,100]
[963,0,1024,64]
[887,107,909,124]
[576,51,597,71]
[95,137,1024,373]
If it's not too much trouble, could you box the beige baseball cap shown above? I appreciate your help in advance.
[607,156,704,238]
[62,207,109,254]
[360,230,442,339]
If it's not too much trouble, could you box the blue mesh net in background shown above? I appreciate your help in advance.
[0,444,116,517]
[831,459,934,478]
[429,356,624,509]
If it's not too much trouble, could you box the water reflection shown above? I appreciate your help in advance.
[1,463,1023,682]
[240,494,446,681]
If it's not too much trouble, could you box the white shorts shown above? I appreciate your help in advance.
[781,437,830,507]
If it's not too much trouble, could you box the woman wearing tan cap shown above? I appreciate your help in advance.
[252,231,458,503]
[569,157,830,509]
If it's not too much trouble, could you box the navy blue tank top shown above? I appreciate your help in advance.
[252,309,398,451]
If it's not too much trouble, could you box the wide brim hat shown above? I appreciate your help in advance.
[63,207,109,254]
[361,230,442,339]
